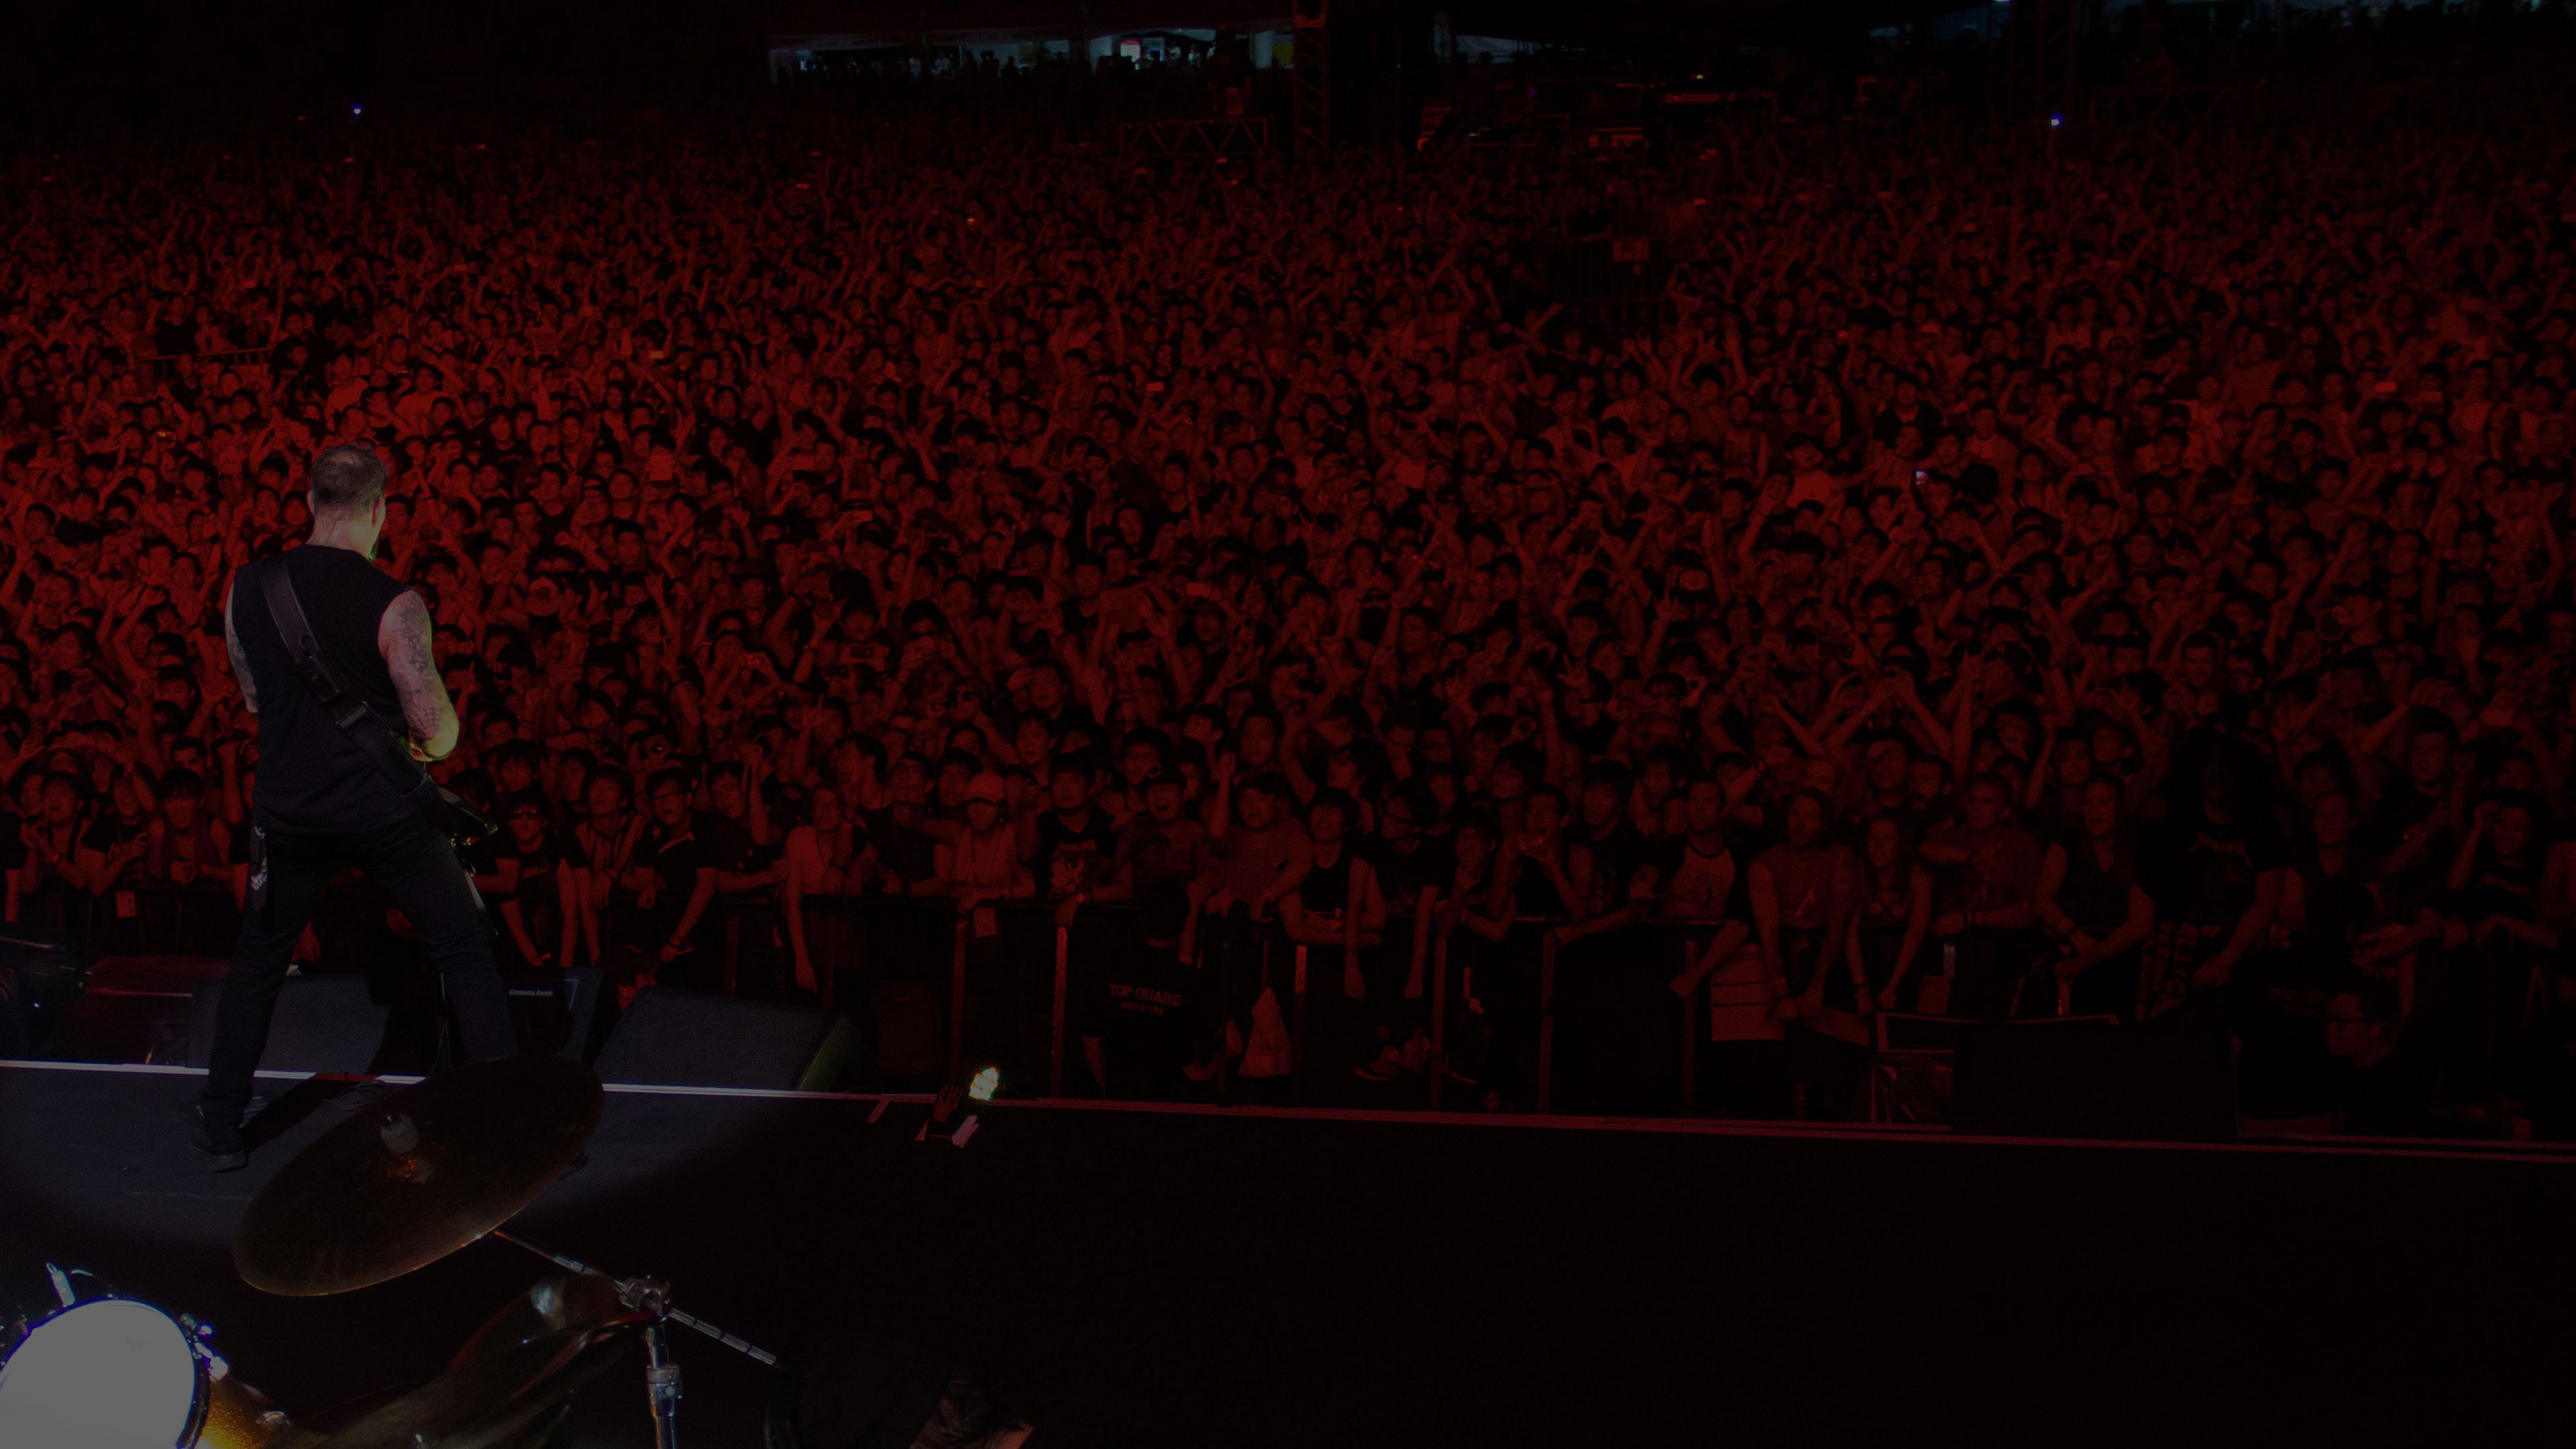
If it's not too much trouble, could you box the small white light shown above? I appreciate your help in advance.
[967,1065,1002,1102]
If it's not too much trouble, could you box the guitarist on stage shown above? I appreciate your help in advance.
[190,445,519,1170]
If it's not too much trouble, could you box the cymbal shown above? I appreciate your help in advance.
[235,1057,603,1297]
[446,1269,630,1370]
[274,1273,646,1449]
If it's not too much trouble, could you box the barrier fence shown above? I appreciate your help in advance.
[40,883,1925,1120]
[710,892,1601,1110]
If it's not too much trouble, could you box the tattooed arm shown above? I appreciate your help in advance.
[223,584,260,716]
[380,590,460,761]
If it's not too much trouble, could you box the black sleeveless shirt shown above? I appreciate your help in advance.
[231,545,417,835]
[1298,846,1356,920]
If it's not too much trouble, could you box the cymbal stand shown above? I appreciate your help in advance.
[487,1228,781,1449]
[638,1294,680,1449]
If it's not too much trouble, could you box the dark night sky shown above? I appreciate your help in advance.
[5,0,757,119]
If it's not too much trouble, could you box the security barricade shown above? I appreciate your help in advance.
[709,895,1774,1116]
[50,881,1965,1120]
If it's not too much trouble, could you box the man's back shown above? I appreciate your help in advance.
[196,445,513,1177]
[229,545,415,835]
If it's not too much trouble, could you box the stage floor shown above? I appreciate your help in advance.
[3,1061,2571,1447]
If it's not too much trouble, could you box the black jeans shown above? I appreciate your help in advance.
[200,813,519,1125]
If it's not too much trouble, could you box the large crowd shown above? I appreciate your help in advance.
[3,64,2573,1136]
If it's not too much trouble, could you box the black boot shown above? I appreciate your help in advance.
[190,1105,247,1172]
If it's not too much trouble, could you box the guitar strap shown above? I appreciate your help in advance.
[254,555,478,841]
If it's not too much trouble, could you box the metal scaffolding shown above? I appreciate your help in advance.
[1291,0,1330,151]
[1120,115,1275,157]
[2006,0,2087,126]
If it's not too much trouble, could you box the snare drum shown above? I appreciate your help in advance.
[0,1297,287,1448]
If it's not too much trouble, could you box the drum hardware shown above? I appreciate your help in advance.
[225,1057,777,1446]
[233,1056,601,1296]
[7,1059,796,1448]
[486,1232,779,1369]
[486,1230,781,1449]
[273,1272,645,1449]
[0,1287,292,1448]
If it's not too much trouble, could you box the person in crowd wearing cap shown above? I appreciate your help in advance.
[938,770,1038,1089]
[936,772,1033,910]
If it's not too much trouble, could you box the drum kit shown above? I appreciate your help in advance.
[0,1056,775,1449]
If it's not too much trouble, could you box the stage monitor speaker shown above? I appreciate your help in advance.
[1953,1022,2237,1142]
[594,987,855,1091]
[506,967,605,1061]
[184,971,393,1074]
[0,926,83,1056]
[60,954,229,1063]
